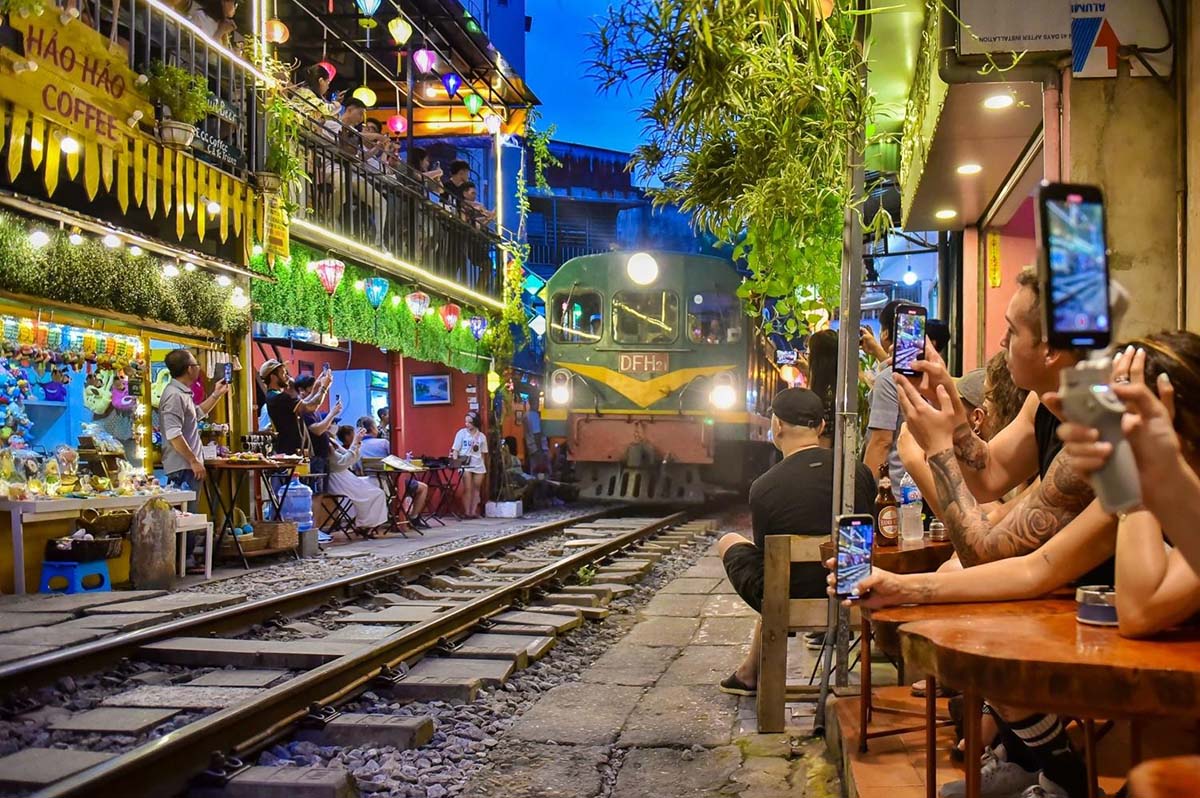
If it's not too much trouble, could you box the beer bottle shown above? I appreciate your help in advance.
[875,462,899,547]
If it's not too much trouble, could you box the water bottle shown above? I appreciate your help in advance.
[898,471,923,543]
[277,476,314,532]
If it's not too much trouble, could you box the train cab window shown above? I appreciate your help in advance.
[688,293,742,345]
[550,292,603,343]
[612,291,680,345]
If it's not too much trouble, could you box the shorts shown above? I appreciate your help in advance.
[721,541,827,614]
[404,477,422,498]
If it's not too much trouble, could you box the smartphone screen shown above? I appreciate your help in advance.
[322,362,331,374]
[223,363,233,385]
[892,305,927,377]
[1038,182,1110,349]
[835,515,874,599]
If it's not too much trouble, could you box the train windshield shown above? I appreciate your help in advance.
[688,293,742,345]
[612,291,680,345]
[551,292,603,343]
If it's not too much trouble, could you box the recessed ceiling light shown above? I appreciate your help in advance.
[983,93,1014,110]
[934,209,958,220]
[956,163,982,175]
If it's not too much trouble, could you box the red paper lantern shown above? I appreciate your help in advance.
[313,258,346,295]
[439,303,461,331]
[387,114,408,134]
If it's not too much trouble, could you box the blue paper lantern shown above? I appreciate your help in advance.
[441,72,462,97]
[467,316,488,341]
[364,277,389,310]
[355,0,381,26]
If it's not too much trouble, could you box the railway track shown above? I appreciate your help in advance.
[5,509,712,798]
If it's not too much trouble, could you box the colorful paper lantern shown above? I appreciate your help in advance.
[405,291,430,317]
[467,316,488,340]
[412,48,436,74]
[387,114,408,134]
[316,60,337,80]
[387,16,412,44]
[439,303,461,331]
[486,371,501,393]
[355,0,380,27]
[441,72,462,97]
[465,19,480,34]
[364,277,389,309]
[265,18,289,43]
[352,86,377,107]
[462,93,483,116]
[483,113,501,135]
[313,258,345,295]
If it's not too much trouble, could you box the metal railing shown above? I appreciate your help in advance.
[76,0,259,174]
[293,118,502,297]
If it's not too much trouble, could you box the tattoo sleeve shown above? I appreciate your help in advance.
[927,448,1094,567]
[952,423,989,472]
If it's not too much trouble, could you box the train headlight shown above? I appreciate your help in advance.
[550,369,572,405]
[709,373,737,410]
[626,252,658,285]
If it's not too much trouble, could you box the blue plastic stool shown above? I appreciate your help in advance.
[39,560,111,594]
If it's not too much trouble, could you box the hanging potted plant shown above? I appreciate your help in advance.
[258,93,307,197]
[144,61,209,150]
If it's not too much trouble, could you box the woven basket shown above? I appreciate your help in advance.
[219,534,269,555]
[254,520,298,550]
[44,536,124,562]
[77,508,135,537]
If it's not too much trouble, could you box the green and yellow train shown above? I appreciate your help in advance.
[541,251,780,502]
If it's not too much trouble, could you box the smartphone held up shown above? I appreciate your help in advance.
[834,514,874,600]
[1036,181,1111,350]
[891,304,927,377]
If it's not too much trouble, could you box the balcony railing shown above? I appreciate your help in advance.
[292,119,502,298]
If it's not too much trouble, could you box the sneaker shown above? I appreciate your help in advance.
[316,531,333,544]
[940,746,1039,798]
[804,632,826,650]
[1018,774,1070,798]
[718,672,756,696]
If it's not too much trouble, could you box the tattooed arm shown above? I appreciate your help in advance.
[952,391,1043,502]
[846,501,1115,609]
[928,446,1096,566]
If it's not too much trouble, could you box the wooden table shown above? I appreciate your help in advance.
[901,613,1200,798]
[0,490,195,593]
[203,460,298,568]
[364,468,423,537]
[1128,756,1200,797]
[820,537,955,574]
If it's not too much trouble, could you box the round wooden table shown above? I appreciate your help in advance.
[820,537,956,575]
[901,613,1200,798]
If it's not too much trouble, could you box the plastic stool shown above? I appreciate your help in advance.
[39,560,111,594]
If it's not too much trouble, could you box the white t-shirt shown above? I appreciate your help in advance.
[452,428,488,473]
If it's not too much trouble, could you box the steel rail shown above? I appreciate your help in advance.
[35,511,689,798]
[0,507,618,696]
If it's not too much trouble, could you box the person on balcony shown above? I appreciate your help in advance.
[295,64,338,120]
[188,0,239,46]
[441,160,470,209]
[320,98,387,245]
[409,148,444,200]
[459,182,495,229]
[362,118,394,175]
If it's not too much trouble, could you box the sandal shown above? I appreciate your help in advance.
[718,672,756,696]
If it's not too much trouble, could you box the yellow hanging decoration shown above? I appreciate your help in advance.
[28,116,43,170]
[8,106,28,182]
[146,143,158,218]
[174,151,185,240]
[232,182,243,236]
[100,145,114,192]
[218,172,229,243]
[195,162,206,242]
[65,146,80,180]
[82,140,99,199]
[42,125,59,197]
[116,145,129,212]
[161,146,172,213]
[132,137,144,207]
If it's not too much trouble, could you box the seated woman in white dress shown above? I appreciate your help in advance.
[328,425,390,535]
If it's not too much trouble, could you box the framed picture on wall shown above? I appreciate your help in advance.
[298,361,315,378]
[411,374,452,406]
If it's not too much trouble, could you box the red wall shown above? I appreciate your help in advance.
[983,198,1036,363]
[396,357,486,458]
[251,341,390,376]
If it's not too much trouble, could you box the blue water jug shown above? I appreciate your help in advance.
[276,477,314,532]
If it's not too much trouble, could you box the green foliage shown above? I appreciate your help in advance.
[250,244,492,373]
[144,62,210,126]
[576,564,597,586]
[0,211,247,335]
[0,0,46,18]
[244,36,310,207]
[589,0,887,330]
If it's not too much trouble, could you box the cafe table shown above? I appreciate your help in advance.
[203,459,299,568]
[820,537,956,575]
[0,490,195,593]
[363,467,422,537]
[901,612,1200,798]
[412,463,466,525]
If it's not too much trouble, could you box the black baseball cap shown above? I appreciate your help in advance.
[771,387,825,428]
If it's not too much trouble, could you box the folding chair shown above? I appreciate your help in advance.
[318,494,356,540]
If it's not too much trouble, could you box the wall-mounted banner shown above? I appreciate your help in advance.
[958,0,1172,78]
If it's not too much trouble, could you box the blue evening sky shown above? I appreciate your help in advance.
[524,0,652,156]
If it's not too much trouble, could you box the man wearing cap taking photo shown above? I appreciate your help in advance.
[259,359,333,456]
[715,387,876,696]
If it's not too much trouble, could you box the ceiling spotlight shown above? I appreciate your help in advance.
[956,163,982,175]
[28,230,50,248]
[161,262,180,278]
[216,275,232,287]
[101,233,121,248]
[68,232,83,245]
[934,209,958,220]
[983,93,1014,110]
[183,261,197,272]
[128,245,143,256]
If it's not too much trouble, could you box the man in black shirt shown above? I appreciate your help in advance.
[716,387,875,696]
[260,359,332,456]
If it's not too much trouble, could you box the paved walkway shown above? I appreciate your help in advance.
[461,544,841,798]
